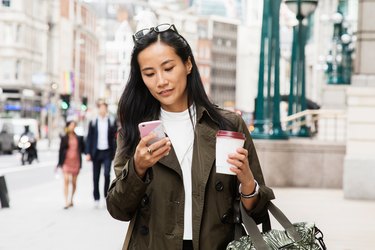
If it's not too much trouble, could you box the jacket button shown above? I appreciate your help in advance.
[141,195,149,207]
[140,225,149,235]
[215,181,224,191]
[221,213,229,224]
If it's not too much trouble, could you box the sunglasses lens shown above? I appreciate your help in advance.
[133,24,178,44]
[134,28,151,40]
[155,24,171,33]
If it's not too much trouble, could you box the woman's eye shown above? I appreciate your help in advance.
[165,67,173,72]
[144,73,154,77]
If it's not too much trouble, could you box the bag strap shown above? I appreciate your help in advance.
[267,202,301,241]
[122,214,136,250]
[239,201,302,250]
[240,203,269,250]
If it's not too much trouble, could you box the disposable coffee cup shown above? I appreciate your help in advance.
[216,130,245,175]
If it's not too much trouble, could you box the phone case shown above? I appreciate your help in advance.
[138,120,166,145]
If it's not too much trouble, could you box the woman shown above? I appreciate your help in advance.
[106,24,274,250]
[57,120,85,209]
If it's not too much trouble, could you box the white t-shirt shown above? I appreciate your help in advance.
[160,105,196,240]
[97,116,109,150]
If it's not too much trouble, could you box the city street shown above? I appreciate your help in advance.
[1,0,375,249]
[0,141,60,191]
[0,139,127,250]
[1,139,375,249]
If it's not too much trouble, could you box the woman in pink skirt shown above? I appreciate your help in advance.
[57,120,85,209]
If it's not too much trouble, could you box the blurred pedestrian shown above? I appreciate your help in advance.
[20,125,38,162]
[85,99,117,208]
[57,120,85,209]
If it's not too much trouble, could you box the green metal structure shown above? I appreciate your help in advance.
[325,0,353,85]
[252,0,288,140]
[286,0,318,137]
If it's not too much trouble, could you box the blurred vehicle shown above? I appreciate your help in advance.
[0,122,14,154]
[18,132,37,165]
[0,118,40,149]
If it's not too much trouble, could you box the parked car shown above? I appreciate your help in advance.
[0,118,40,150]
[0,122,14,154]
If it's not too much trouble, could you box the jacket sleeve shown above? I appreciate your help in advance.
[110,120,118,160]
[57,136,64,167]
[237,115,275,221]
[106,132,153,222]
[79,135,85,155]
[85,121,92,155]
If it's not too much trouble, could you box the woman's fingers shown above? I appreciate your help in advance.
[227,148,248,169]
[139,132,157,146]
[227,148,254,183]
[134,137,171,178]
[136,137,171,165]
[146,137,171,158]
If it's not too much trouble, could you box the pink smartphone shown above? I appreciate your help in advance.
[138,120,166,145]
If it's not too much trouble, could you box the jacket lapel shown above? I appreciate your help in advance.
[158,146,183,178]
[193,123,216,189]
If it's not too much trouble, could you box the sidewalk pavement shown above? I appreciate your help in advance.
[37,138,60,152]
[0,166,128,250]
[1,162,375,249]
[271,187,375,250]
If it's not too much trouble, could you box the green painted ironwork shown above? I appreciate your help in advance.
[325,0,353,85]
[252,0,288,140]
[286,0,318,137]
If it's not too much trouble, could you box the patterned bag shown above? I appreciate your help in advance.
[226,202,326,250]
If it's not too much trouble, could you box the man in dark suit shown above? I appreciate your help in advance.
[85,99,117,208]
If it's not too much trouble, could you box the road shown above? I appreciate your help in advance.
[0,139,61,191]
[0,139,128,250]
[2,139,375,249]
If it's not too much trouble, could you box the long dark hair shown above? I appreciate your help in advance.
[118,27,233,157]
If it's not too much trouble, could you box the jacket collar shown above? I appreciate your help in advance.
[193,107,218,189]
[158,104,219,183]
[158,146,182,177]
[196,104,218,125]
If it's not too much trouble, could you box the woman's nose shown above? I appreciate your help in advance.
[156,73,168,86]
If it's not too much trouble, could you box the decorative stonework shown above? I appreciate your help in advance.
[344,0,375,200]
[254,139,345,188]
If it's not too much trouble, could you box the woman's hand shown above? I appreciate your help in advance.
[134,132,171,178]
[228,147,254,185]
[227,147,258,210]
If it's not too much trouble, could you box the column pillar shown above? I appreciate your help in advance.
[344,0,375,199]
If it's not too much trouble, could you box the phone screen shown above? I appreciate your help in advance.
[138,120,166,145]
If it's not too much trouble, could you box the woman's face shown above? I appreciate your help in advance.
[137,41,192,112]
[68,122,76,133]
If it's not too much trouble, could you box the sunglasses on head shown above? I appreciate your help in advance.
[132,23,179,44]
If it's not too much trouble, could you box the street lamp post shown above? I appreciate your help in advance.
[285,0,318,137]
[325,1,354,85]
[252,0,288,140]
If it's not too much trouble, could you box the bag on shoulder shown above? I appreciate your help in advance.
[226,201,326,250]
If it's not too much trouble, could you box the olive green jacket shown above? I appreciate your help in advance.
[106,106,274,250]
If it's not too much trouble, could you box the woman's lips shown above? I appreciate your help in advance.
[159,89,173,96]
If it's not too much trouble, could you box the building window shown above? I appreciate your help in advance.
[1,60,13,80]
[2,0,11,7]
[15,60,20,79]
[4,23,12,43]
[15,24,21,42]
